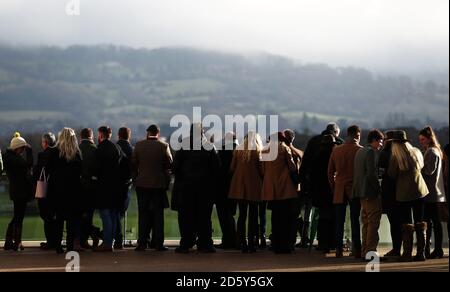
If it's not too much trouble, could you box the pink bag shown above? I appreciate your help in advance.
[35,168,49,199]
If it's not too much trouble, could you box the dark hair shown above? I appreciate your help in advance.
[347,125,361,139]
[118,127,131,140]
[419,126,442,157]
[326,123,340,135]
[147,124,160,136]
[284,129,295,144]
[80,128,93,140]
[98,126,112,137]
[367,129,384,144]
[42,132,56,147]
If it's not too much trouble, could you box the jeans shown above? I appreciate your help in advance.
[335,198,361,251]
[99,209,119,247]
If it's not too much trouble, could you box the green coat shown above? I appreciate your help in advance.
[352,146,381,200]
[388,148,429,202]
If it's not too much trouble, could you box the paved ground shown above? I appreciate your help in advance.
[0,243,448,272]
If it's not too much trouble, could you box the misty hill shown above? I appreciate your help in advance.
[0,45,448,135]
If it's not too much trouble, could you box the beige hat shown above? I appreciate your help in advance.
[10,132,27,150]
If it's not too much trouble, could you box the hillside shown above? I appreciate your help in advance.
[0,45,448,135]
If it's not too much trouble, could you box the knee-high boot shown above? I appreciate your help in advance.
[400,224,415,262]
[414,222,427,262]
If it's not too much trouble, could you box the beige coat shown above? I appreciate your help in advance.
[261,142,298,201]
[228,150,263,201]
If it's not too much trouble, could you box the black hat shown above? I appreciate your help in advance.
[390,130,409,142]
[384,130,395,141]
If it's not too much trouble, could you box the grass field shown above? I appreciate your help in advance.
[0,189,269,241]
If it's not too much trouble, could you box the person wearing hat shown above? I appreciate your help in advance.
[132,124,173,252]
[388,130,429,262]
[310,134,339,253]
[379,130,402,258]
[2,132,34,251]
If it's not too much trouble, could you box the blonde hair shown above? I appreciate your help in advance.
[235,131,263,162]
[391,141,424,172]
[57,128,80,162]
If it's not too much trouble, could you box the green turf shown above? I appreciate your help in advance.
[0,189,271,241]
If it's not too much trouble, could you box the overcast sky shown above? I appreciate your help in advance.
[0,0,448,73]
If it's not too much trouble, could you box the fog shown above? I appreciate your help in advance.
[0,0,448,73]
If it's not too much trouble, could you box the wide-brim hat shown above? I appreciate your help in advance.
[389,130,409,143]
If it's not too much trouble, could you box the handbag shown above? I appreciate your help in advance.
[35,167,49,199]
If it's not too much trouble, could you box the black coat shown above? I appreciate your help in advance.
[79,140,98,210]
[46,148,83,212]
[379,144,397,213]
[2,149,34,202]
[172,137,221,210]
[117,140,133,161]
[217,142,238,198]
[33,147,56,183]
[310,145,334,208]
[95,139,123,210]
[299,130,344,194]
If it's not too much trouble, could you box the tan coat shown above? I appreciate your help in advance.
[289,144,304,192]
[132,138,173,189]
[261,142,298,201]
[328,140,363,204]
[228,150,263,201]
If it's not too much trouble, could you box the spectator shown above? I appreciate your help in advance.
[34,132,57,250]
[2,133,34,251]
[133,125,172,252]
[353,129,384,259]
[328,125,363,258]
[419,126,446,259]
[173,123,221,254]
[388,130,429,262]
[94,126,123,252]
[228,131,264,253]
[46,128,83,254]
[115,127,134,249]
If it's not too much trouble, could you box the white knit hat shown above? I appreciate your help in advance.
[10,132,27,150]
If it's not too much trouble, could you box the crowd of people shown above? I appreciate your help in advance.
[0,122,448,262]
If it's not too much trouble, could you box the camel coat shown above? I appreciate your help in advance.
[261,142,298,201]
[228,150,263,201]
[328,139,363,204]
